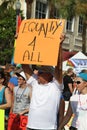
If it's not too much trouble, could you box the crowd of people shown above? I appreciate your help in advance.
[0,34,87,130]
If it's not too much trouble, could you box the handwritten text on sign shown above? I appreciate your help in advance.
[14,19,65,66]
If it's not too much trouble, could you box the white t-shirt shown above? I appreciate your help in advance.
[27,76,61,129]
[70,94,87,130]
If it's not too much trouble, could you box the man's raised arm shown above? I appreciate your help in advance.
[22,64,33,79]
[54,34,65,84]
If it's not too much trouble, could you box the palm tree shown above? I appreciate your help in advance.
[54,0,87,54]
[47,0,55,18]
[76,0,87,54]
[25,0,33,18]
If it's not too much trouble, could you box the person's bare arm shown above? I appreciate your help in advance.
[54,34,65,84]
[0,87,12,109]
[28,85,32,100]
[18,108,29,115]
[22,64,33,79]
[58,98,65,126]
[0,65,5,69]
[68,83,73,93]
[58,102,73,130]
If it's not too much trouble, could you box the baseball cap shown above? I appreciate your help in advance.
[9,77,18,86]
[35,65,54,75]
[78,73,87,81]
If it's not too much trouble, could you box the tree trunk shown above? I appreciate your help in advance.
[25,0,33,19]
[48,0,55,18]
[82,21,87,54]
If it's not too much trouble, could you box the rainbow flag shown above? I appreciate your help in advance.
[67,59,75,67]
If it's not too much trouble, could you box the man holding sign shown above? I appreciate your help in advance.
[22,34,65,130]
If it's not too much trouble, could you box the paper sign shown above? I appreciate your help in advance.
[7,113,28,130]
[0,109,4,130]
[14,19,65,66]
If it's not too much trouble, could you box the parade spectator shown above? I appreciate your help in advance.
[63,68,74,101]
[22,34,65,130]
[12,71,32,115]
[72,69,87,95]
[58,72,87,130]
[0,70,12,129]
[7,71,32,130]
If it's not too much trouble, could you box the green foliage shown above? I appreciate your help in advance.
[0,7,16,43]
[75,0,87,19]
[0,48,13,65]
[54,0,76,18]
[0,5,16,64]
[54,0,87,19]
[0,0,24,65]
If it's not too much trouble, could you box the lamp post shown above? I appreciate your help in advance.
[15,0,21,37]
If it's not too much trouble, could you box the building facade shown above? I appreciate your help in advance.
[21,0,87,54]
[0,0,87,53]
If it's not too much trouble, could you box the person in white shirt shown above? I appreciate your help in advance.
[58,72,87,130]
[22,34,65,130]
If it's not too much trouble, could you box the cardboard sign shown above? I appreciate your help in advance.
[14,19,65,66]
[7,113,28,130]
[0,109,4,130]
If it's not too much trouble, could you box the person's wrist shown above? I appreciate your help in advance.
[60,34,66,44]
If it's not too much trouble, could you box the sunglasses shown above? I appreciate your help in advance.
[18,78,24,80]
[74,81,82,84]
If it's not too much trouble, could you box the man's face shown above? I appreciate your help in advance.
[37,72,53,84]
[18,76,26,85]
[37,75,47,84]
[75,77,87,93]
